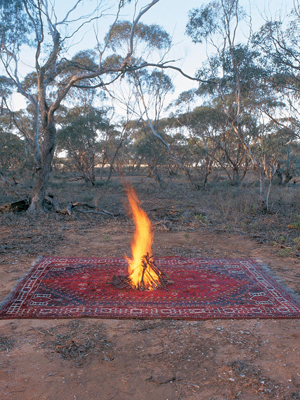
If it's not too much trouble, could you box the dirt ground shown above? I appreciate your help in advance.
[0,176,300,400]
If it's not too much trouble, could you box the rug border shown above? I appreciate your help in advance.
[254,257,300,304]
[0,256,45,314]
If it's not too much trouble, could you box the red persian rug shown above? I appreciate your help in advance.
[1,256,300,320]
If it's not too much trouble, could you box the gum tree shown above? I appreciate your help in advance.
[185,0,277,206]
[56,106,112,186]
[124,68,199,188]
[0,0,167,213]
[253,0,300,184]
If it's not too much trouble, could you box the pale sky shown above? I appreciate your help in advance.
[10,0,294,111]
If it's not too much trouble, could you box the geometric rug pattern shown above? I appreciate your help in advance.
[1,256,300,320]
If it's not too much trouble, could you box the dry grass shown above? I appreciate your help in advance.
[1,170,300,259]
[37,320,111,367]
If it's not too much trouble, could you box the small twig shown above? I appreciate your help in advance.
[75,209,110,216]
[72,203,115,216]
[180,382,200,388]
[29,327,46,336]
[109,391,119,400]
[153,220,171,231]
[29,327,54,336]
[158,376,177,384]
[12,176,23,186]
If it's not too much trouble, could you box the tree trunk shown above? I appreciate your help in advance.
[232,165,240,186]
[203,160,213,186]
[28,122,56,213]
[259,168,267,212]
[100,156,106,180]
[89,156,96,186]
[148,164,164,188]
[107,138,124,183]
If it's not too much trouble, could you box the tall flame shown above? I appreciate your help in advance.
[125,184,154,289]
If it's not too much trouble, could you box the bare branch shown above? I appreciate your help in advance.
[22,0,43,71]
[58,0,84,25]
[65,13,106,40]
[100,2,124,61]
[70,60,213,91]
[128,0,160,58]
[72,73,123,89]
[0,46,37,107]
[131,62,211,82]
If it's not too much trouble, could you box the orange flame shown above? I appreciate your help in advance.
[125,184,154,289]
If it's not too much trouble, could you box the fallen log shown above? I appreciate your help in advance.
[44,196,116,217]
[44,196,73,215]
[0,195,116,217]
[0,198,30,213]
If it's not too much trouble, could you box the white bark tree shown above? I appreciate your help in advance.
[0,0,165,212]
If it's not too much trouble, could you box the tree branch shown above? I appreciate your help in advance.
[128,0,160,58]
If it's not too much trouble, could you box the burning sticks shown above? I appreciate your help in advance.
[131,253,173,290]
[111,253,173,291]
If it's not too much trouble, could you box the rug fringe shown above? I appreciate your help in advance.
[0,256,45,313]
[254,258,300,304]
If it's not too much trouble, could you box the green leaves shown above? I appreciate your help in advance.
[105,21,171,52]
[0,76,14,99]
[0,0,33,50]
[186,3,220,43]
[57,106,111,151]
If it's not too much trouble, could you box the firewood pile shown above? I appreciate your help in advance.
[110,253,173,291]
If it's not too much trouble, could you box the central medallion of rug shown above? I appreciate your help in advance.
[1,256,300,319]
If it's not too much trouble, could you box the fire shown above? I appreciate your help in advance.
[125,184,154,289]
[109,182,172,291]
